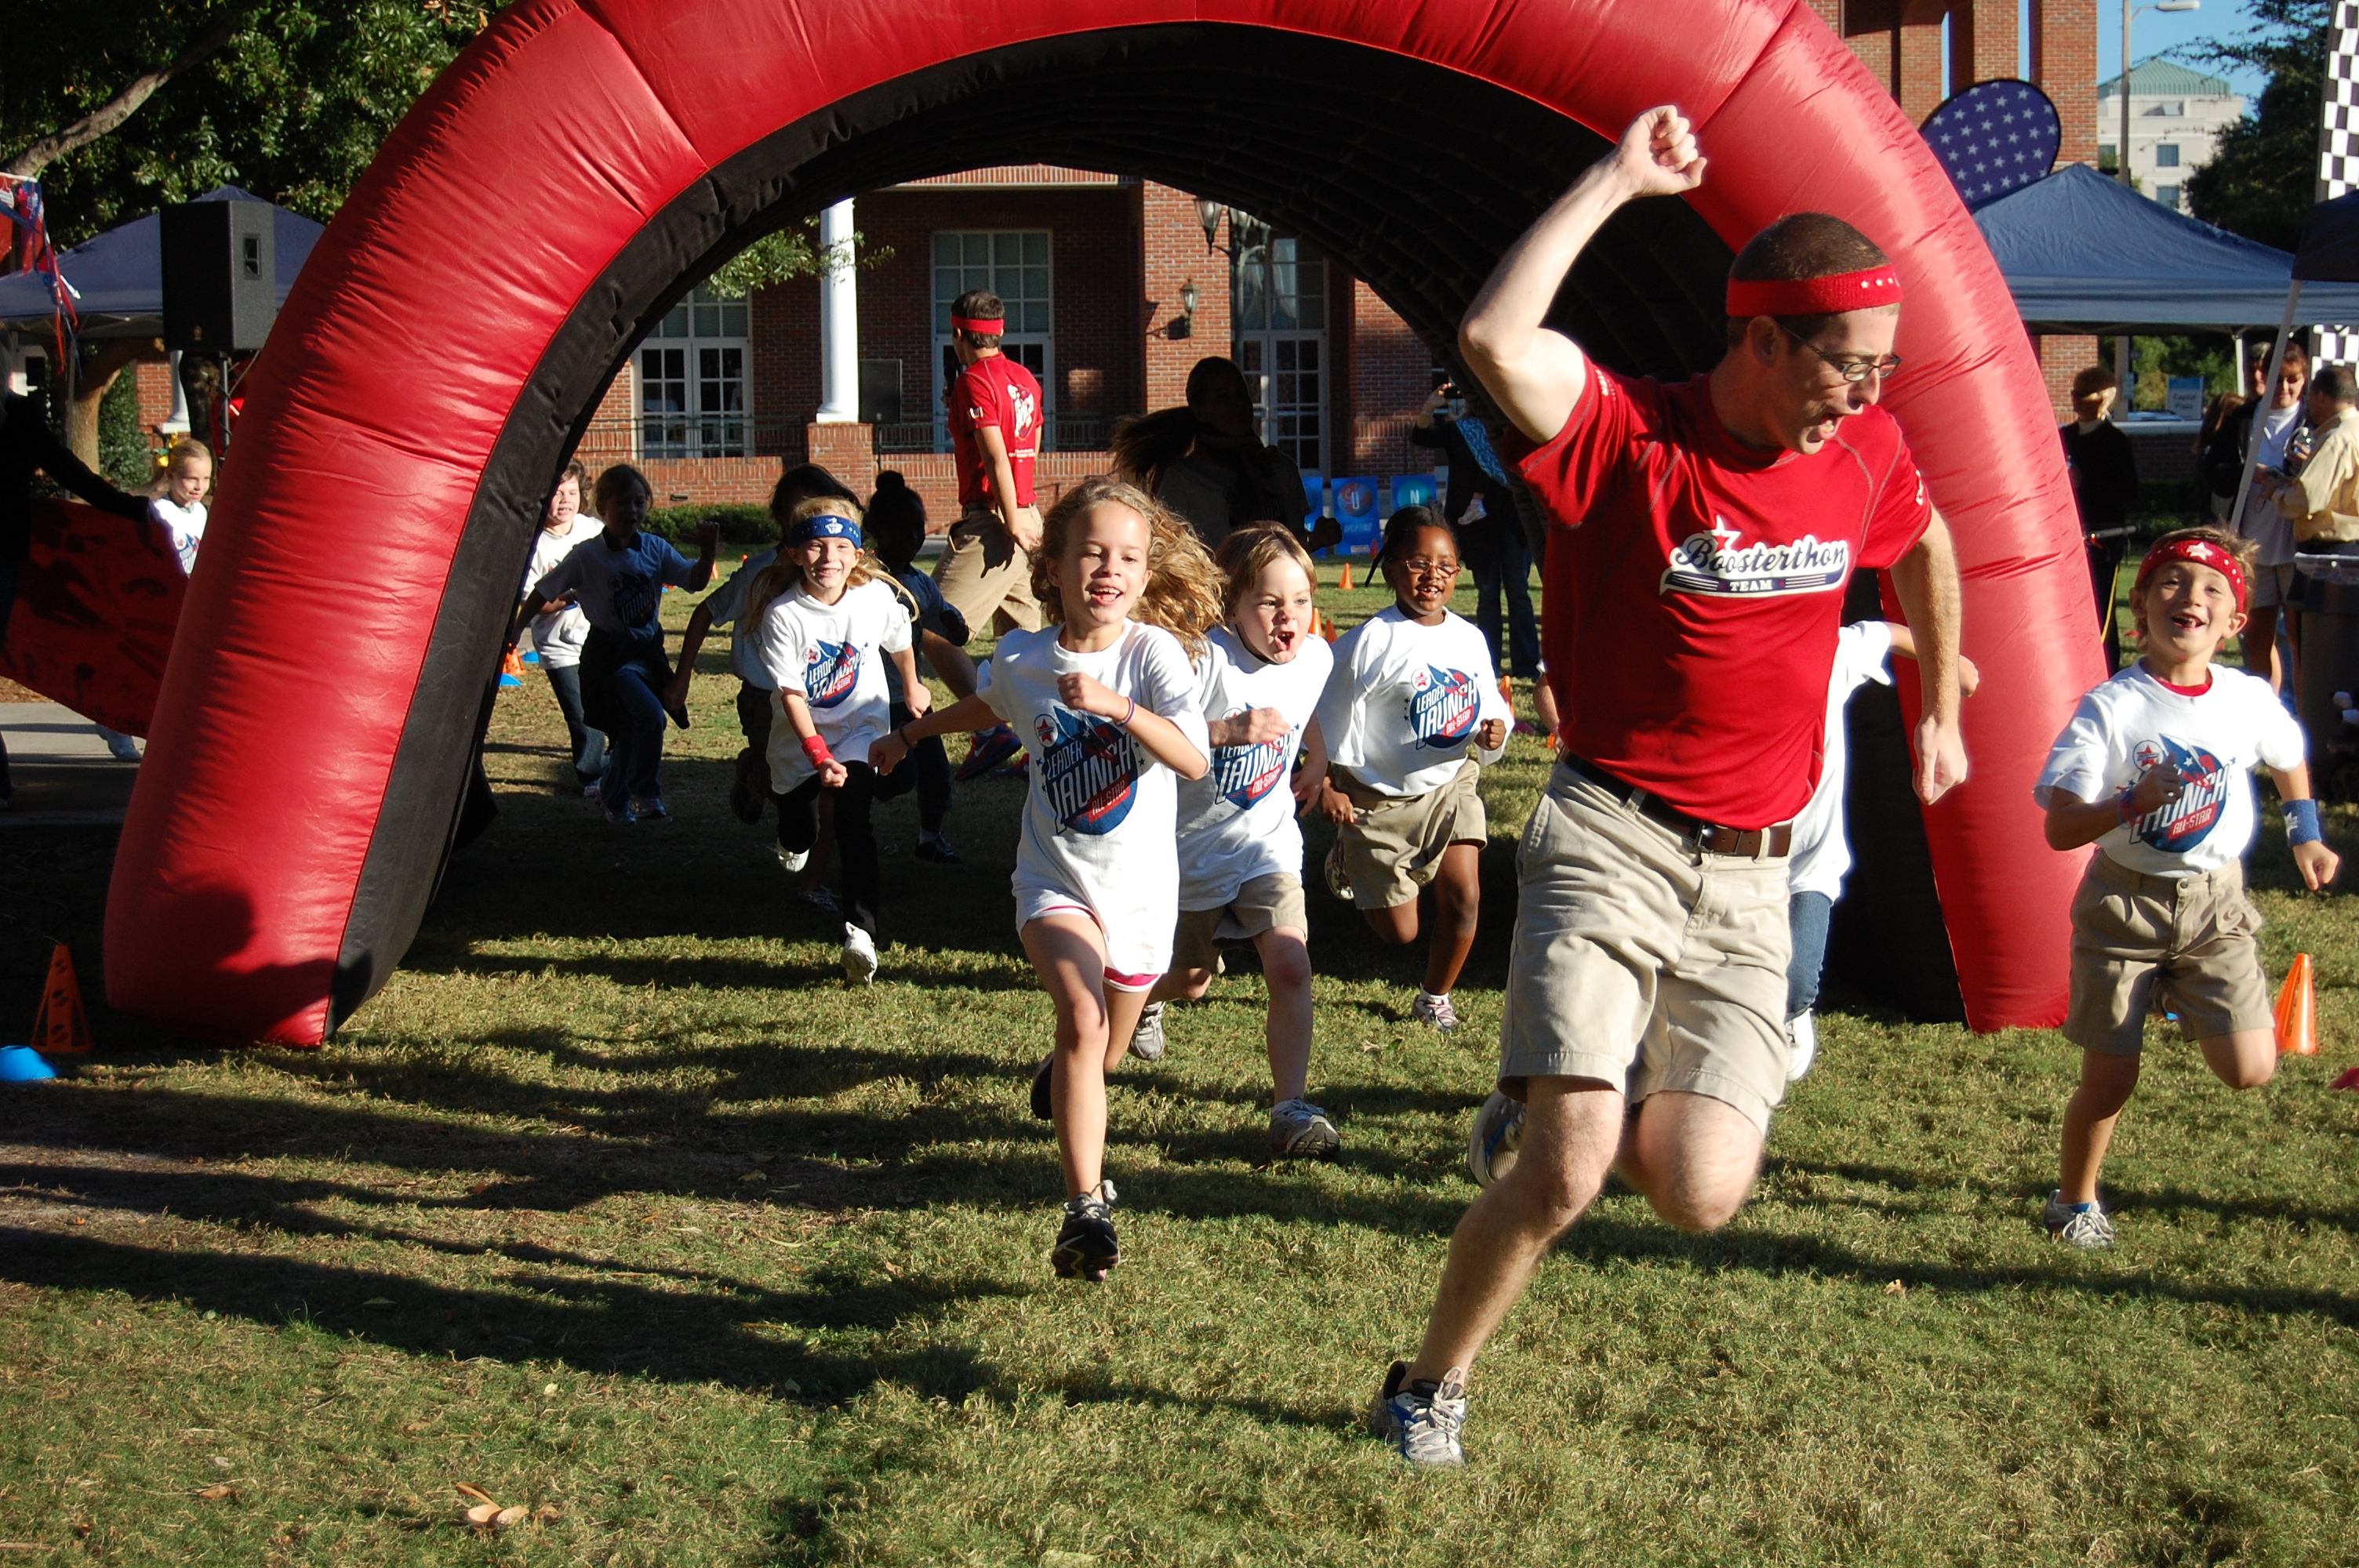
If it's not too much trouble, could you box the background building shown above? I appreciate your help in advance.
[2098,58,2245,213]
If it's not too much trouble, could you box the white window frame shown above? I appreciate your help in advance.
[930,230,1054,454]
[1233,234,1329,478]
[638,285,751,459]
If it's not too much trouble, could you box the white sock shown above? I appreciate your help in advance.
[1418,989,1449,1006]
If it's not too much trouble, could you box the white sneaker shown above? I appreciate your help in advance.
[1129,1002,1166,1062]
[776,844,809,874]
[841,923,877,985]
[1411,991,1459,1032]
[1786,1010,1817,1082]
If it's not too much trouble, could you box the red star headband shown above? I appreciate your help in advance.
[1725,266,1904,318]
[951,314,1004,333]
[2134,535,2248,612]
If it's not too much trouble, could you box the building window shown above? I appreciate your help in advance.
[1234,228,1329,477]
[932,230,1052,451]
[638,285,749,458]
[2155,143,2180,168]
[2099,144,2118,172]
[2157,184,2182,210]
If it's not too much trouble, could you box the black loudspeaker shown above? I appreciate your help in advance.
[161,200,276,353]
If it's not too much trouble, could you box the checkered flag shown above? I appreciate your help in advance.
[2316,1,2359,361]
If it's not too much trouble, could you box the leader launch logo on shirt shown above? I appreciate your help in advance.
[802,639,863,709]
[1408,667,1480,750]
[2128,737,2230,853]
[1037,705,1141,835]
[1660,515,1851,599]
[1210,718,1296,811]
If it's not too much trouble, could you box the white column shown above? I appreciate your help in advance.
[814,198,859,424]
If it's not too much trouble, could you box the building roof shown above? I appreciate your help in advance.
[2097,58,2234,98]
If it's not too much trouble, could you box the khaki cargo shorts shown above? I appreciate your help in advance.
[933,505,1045,634]
[1172,871,1308,973]
[1498,764,1793,1134]
[2066,852,2272,1054]
[1334,760,1487,910]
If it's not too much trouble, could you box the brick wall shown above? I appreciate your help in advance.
[1954,0,2019,84]
[1347,278,1433,476]
[1143,181,1230,413]
[2038,334,2102,421]
[1898,10,1948,121]
[2033,0,2099,165]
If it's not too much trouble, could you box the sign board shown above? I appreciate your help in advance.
[2165,376,2205,421]
[1333,476,1381,555]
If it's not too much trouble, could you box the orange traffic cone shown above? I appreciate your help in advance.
[1336,558,1354,592]
[31,944,93,1055]
[2274,953,2317,1055]
[1311,607,1339,643]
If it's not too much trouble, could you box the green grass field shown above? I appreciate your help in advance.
[2,568,2357,1565]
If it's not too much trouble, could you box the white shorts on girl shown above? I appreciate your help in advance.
[1015,886,1168,990]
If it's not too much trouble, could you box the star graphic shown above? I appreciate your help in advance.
[1708,516,1743,552]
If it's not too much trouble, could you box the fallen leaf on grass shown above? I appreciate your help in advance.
[193,1483,237,1502]
[453,1483,497,1507]
[1884,1280,1907,1298]
[464,1503,502,1527]
[1041,1553,1100,1568]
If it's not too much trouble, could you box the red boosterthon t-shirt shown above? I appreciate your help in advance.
[1516,368,1932,829]
[948,353,1044,510]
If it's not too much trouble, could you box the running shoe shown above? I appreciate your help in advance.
[2042,1192,2115,1250]
[914,834,961,864]
[630,795,670,822]
[1325,838,1355,902]
[1467,1091,1525,1188]
[841,923,878,986]
[1269,1098,1340,1159]
[603,800,636,826]
[1411,991,1460,1032]
[956,724,1023,781]
[1050,1181,1120,1281]
[799,885,840,917]
[581,781,603,800]
[729,748,766,823]
[1786,1010,1818,1083]
[1129,1002,1167,1062]
[1370,1360,1467,1469]
[1030,1054,1055,1120]
[776,844,809,874]
[103,731,142,761]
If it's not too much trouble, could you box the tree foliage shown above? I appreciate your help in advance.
[2,2,486,247]
[702,220,892,299]
[2183,0,2329,250]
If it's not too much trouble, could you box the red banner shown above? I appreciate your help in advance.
[1,499,184,736]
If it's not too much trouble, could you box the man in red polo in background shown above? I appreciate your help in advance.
[1371,106,1968,1468]
[934,287,1046,777]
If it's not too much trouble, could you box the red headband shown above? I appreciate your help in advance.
[951,314,1004,333]
[1725,266,1904,318]
[2135,536,2248,612]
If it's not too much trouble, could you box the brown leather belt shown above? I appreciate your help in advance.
[1562,755,1794,859]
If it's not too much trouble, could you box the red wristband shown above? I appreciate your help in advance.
[801,735,835,766]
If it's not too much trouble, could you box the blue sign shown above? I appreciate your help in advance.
[1390,474,1438,514]
[1333,476,1382,555]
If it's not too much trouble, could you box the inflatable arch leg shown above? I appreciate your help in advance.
[106,0,2101,1042]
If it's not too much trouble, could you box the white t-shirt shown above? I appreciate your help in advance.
[1175,626,1334,909]
[700,547,780,687]
[522,517,602,667]
[1314,605,1508,797]
[1790,620,1895,900]
[151,497,207,577]
[979,620,1209,976]
[2034,662,2307,877]
[2241,402,2304,565]
[756,578,912,793]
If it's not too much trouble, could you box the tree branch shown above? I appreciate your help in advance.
[3,6,256,180]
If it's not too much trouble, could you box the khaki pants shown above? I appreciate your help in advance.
[933,505,1044,635]
[2065,853,2271,1053]
[1499,764,1793,1134]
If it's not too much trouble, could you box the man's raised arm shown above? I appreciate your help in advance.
[1459,107,1707,446]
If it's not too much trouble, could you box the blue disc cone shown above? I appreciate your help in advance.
[0,1046,58,1082]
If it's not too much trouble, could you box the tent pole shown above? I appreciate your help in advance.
[2231,282,2303,539]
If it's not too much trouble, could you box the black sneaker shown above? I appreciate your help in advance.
[1030,1054,1055,1120]
[1051,1181,1119,1281]
[914,834,961,864]
[729,748,766,824]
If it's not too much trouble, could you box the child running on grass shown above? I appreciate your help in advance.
[520,460,607,795]
[1312,506,1509,1031]
[867,470,980,863]
[1132,523,1341,1159]
[871,474,1217,1279]
[750,495,926,985]
[510,463,718,825]
[2034,527,2338,1249]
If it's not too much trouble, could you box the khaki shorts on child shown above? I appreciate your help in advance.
[1172,872,1309,973]
[1497,764,1793,1135]
[1334,760,1486,909]
[2066,853,2274,1054]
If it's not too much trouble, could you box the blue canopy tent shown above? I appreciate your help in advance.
[1972,163,2359,333]
[0,186,323,340]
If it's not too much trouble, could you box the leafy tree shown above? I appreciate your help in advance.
[2183,0,2329,250]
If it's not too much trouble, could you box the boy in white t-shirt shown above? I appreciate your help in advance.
[1784,622,1979,1080]
[2034,528,2339,1250]
[1137,524,1339,1157]
[1313,508,1508,1031]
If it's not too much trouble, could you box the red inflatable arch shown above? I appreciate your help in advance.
[104,0,2101,1044]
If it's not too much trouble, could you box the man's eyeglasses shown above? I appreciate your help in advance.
[1781,327,1903,386]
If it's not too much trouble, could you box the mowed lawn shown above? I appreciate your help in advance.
[2,568,2357,1566]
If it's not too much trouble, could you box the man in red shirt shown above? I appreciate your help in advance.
[932,287,1046,774]
[1371,107,1967,1468]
